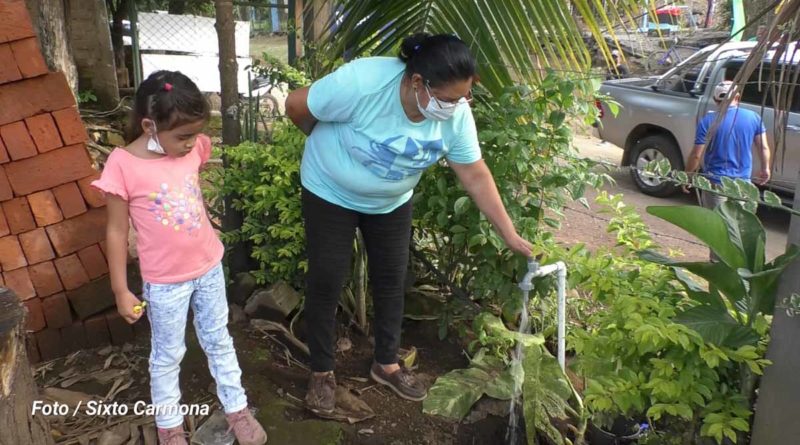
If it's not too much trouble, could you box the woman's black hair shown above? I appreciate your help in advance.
[127,70,210,142]
[398,33,477,87]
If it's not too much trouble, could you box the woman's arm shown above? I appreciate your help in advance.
[449,160,532,256]
[286,87,318,136]
[105,195,142,324]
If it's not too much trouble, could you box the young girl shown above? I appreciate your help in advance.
[92,71,268,445]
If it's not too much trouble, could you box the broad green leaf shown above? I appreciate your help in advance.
[640,250,748,307]
[454,196,470,216]
[763,190,782,206]
[694,175,713,191]
[674,305,759,348]
[522,343,574,445]
[423,367,489,419]
[717,201,766,272]
[646,206,746,269]
[474,312,544,348]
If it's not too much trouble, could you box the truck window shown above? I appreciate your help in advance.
[724,62,800,111]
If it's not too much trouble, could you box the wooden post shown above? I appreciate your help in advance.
[214,0,250,278]
[0,288,53,445]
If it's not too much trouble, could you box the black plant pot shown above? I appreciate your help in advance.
[587,418,645,445]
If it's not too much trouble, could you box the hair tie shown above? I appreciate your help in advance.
[163,83,173,92]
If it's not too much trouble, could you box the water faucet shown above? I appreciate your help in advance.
[519,258,538,292]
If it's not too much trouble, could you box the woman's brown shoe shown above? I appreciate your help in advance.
[370,362,427,401]
[305,371,336,416]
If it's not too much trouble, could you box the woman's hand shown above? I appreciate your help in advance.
[503,232,533,257]
[115,290,144,324]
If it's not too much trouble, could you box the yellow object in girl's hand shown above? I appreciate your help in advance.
[133,301,147,314]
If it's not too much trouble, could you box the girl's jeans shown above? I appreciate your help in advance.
[143,263,247,428]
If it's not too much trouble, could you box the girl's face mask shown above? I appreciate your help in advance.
[146,122,166,155]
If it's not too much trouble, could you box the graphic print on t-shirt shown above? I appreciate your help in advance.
[147,173,204,235]
[349,135,444,180]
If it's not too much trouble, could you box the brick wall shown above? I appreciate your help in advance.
[0,0,145,363]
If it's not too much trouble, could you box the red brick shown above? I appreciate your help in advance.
[0,43,21,83]
[24,298,45,331]
[1,196,35,234]
[5,144,95,195]
[0,206,8,237]
[0,137,9,164]
[84,314,111,348]
[54,254,90,290]
[0,0,36,44]
[28,261,63,297]
[60,321,87,353]
[0,121,37,160]
[77,173,105,208]
[77,245,107,280]
[35,328,64,361]
[45,208,106,256]
[24,114,63,153]
[3,267,34,300]
[27,190,63,226]
[52,182,88,218]
[26,336,40,363]
[19,228,54,264]
[52,107,87,145]
[9,37,46,78]
[0,73,76,126]
[0,235,26,270]
[41,293,72,328]
[0,166,11,200]
[105,309,134,345]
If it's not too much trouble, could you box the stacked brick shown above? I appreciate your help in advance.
[0,0,146,362]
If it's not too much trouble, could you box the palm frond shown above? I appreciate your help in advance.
[309,0,652,95]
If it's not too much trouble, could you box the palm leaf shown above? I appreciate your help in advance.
[310,0,652,96]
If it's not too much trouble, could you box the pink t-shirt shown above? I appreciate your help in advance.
[91,134,224,284]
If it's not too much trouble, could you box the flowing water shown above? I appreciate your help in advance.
[505,286,531,445]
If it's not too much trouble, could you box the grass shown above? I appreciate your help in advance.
[250,34,289,64]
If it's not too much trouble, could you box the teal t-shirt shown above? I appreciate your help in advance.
[301,56,482,214]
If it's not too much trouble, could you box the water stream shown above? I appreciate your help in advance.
[505,284,531,445]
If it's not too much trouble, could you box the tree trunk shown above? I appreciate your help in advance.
[108,0,130,88]
[24,0,78,93]
[0,288,53,445]
[704,0,715,28]
[214,0,250,278]
[750,186,800,444]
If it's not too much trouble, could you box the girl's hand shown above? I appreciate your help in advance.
[115,290,144,324]
[503,232,533,257]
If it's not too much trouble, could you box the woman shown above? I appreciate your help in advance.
[285,33,532,415]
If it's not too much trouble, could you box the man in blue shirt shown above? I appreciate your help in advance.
[687,80,771,211]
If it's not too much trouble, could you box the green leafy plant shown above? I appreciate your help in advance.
[568,197,773,444]
[413,72,611,323]
[204,120,306,286]
[77,90,97,105]
[424,312,586,445]
[640,202,799,415]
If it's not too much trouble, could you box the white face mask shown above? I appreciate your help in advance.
[146,122,166,155]
[415,84,464,121]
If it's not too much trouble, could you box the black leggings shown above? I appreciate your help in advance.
[302,187,412,372]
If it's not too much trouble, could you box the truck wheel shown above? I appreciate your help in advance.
[628,134,683,197]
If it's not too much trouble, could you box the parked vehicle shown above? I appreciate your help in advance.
[596,41,799,197]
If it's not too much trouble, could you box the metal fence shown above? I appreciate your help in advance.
[127,2,290,92]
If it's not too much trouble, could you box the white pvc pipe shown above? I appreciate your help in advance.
[530,261,567,371]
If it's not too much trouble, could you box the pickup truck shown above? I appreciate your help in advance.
[596,41,799,197]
